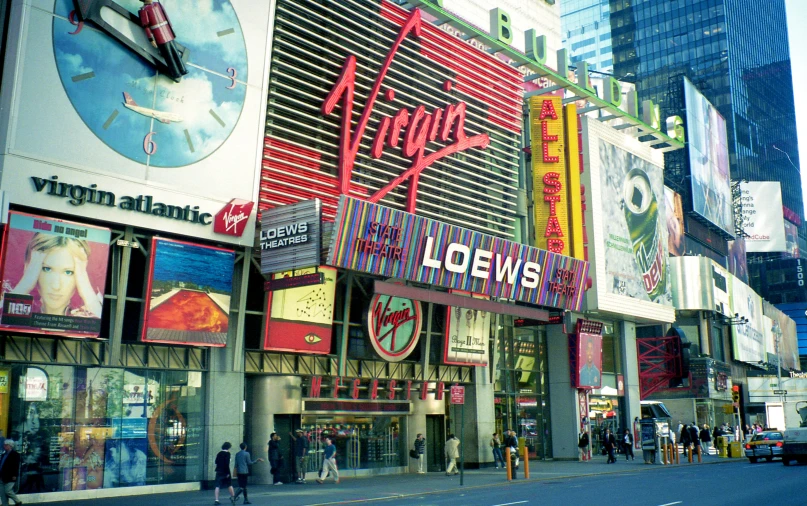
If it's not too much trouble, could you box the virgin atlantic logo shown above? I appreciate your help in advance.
[322,9,490,212]
[366,292,423,362]
[213,199,255,237]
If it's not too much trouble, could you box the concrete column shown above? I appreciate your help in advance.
[546,324,579,460]
[410,390,442,473]
[619,321,641,427]
[698,311,710,356]
[461,368,495,467]
[205,345,244,482]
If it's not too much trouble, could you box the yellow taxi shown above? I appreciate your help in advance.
[744,431,784,463]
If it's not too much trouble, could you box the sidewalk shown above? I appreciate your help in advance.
[34,453,741,506]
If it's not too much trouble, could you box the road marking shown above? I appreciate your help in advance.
[657,502,682,506]
[492,502,528,506]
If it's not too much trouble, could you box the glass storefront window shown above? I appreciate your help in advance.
[300,415,407,473]
[0,365,204,493]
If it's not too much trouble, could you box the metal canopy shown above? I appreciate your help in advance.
[409,0,685,153]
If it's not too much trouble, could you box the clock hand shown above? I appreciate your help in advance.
[71,0,189,82]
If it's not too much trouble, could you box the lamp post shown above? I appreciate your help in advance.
[773,321,784,409]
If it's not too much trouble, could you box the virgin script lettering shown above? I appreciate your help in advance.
[372,296,416,351]
[322,9,490,212]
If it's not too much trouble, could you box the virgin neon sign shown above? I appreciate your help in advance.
[322,9,490,213]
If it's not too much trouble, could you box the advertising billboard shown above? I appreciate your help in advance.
[730,275,765,364]
[785,220,800,258]
[264,266,337,355]
[727,238,749,284]
[260,199,322,274]
[740,182,786,252]
[581,118,674,322]
[0,211,110,337]
[0,0,273,245]
[327,196,589,311]
[763,301,799,371]
[261,0,524,239]
[443,292,491,366]
[684,77,734,237]
[577,329,603,389]
[664,186,686,257]
[142,238,235,347]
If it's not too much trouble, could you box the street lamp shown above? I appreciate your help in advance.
[772,321,785,413]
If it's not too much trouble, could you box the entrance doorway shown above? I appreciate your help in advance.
[426,415,445,472]
[273,414,299,484]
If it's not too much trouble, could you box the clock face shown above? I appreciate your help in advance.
[51,0,248,168]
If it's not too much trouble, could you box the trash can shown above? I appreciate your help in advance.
[716,436,728,458]
[728,441,743,458]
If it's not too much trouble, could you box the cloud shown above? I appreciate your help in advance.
[55,49,92,76]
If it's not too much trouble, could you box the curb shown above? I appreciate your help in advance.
[303,458,743,506]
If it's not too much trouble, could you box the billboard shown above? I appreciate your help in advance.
[0,0,273,245]
[142,238,235,347]
[684,77,734,237]
[261,0,524,239]
[0,211,110,337]
[730,275,765,364]
[763,302,799,371]
[785,220,800,258]
[443,292,491,366]
[581,118,674,322]
[577,330,603,389]
[260,199,322,274]
[740,182,786,252]
[664,186,686,257]
[327,196,589,311]
[264,266,337,355]
[727,238,749,284]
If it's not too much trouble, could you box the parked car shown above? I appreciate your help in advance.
[745,431,784,463]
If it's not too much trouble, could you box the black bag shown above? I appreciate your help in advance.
[409,449,418,459]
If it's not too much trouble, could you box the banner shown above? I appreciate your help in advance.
[664,187,686,257]
[740,182,786,252]
[684,77,734,237]
[443,292,491,366]
[0,211,110,337]
[730,275,764,363]
[142,238,235,347]
[785,220,800,258]
[577,331,603,389]
[264,266,336,354]
[727,238,749,284]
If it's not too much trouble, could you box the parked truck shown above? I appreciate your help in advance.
[781,401,807,465]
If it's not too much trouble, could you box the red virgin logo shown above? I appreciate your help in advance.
[213,199,255,237]
[367,292,422,362]
[322,9,490,212]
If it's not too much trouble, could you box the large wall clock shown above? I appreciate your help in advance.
[51,0,248,168]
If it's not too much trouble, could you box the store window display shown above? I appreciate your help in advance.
[0,365,204,493]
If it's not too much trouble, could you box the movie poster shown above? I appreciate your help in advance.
[142,238,235,347]
[443,292,491,366]
[577,332,603,389]
[0,211,110,337]
[264,266,336,354]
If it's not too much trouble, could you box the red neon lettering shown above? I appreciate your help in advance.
[545,216,564,237]
[309,376,322,398]
[420,382,429,401]
[548,239,564,253]
[351,378,361,399]
[539,99,558,120]
[541,121,558,142]
[544,194,561,215]
[322,9,490,212]
[543,172,562,193]
[406,380,413,400]
[333,377,342,399]
[388,379,397,400]
[372,297,416,352]
[543,141,559,163]
[436,381,445,401]
[370,379,379,400]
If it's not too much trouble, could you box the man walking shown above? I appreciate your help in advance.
[233,443,263,504]
[444,434,460,476]
[414,433,426,473]
[603,428,616,464]
[289,429,310,484]
[622,429,634,461]
[688,423,701,460]
[0,440,22,506]
[316,438,339,484]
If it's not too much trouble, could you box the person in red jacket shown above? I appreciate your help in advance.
[138,0,188,80]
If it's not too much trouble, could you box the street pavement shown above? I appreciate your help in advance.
[31,451,765,506]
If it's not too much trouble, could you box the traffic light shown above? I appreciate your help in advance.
[731,385,740,403]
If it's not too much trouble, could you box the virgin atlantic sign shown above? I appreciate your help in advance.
[366,290,423,362]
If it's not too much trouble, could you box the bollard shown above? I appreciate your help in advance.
[664,444,670,464]
[505,447,512,481]
[697,445,702,463]
[687,444,693,463]
[522,446,529,479]
[674,444,680,464]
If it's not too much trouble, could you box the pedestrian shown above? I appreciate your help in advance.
[289,429,310,483]
[0,439,22,506]
[213,442,235,506]
[578,430,590,461]
[413,433,426,473]
[316,437,339,484]
[622,429,634,461]
[268,433,283,485]
[679,424,691,459]
[491,433,505,469]
[688,423,701,460]
[233,442,263,504]
[603,429,617,464]
[505,429,519,469]
[445,434,460,476]
[700,425,712,455]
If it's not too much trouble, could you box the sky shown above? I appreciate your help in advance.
[786,0,807,217]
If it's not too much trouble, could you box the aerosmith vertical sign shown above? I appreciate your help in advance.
[261,0,523,237]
